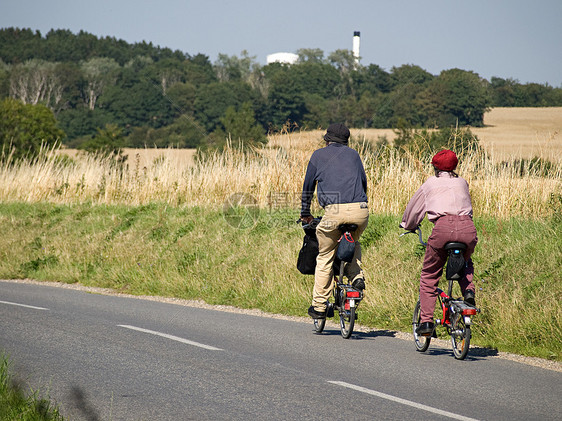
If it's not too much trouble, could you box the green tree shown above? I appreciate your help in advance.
[288,62,340,99]
[78,123,127,163]
[56,108,113,144]
[0,59,9,99]
[394,124,481,159]
[0,98,65,161]
[211,102,266,150]
[389,83,426,126]
[8,59,65,110]
[328,49,357,96]
[302,93,330,128]
[194,81,260,132]
[166,81,197,116]
[81,57,120,110]
[213,50,258,83]
[99,63,174,130]
[489,77,517,106]
[516,83,554,107]
[126,116,204,149]
[352,64,393,96]
[421,69,490,127]
[356,92,379,128]
[297,48,325,64]
[181,54,217,86]
[264,67,307,129]
[390,64,434,86]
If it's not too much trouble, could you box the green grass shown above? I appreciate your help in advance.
[0,202,560,361]
[0,354,63,420]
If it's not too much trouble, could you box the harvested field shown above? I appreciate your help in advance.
[472,107,562,161]
[57,107,561,165]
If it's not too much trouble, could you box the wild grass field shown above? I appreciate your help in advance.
[5,107,562,218]
[0,107,560,361]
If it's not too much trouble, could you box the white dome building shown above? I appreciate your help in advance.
[266,52,299,65]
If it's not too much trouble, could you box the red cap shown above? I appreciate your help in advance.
[431,150,458,171]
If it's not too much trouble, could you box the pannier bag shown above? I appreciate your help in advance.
[297,226,319,275]
[336,232,356,263]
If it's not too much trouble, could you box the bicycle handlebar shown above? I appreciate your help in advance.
[297,217,322,230]
[400,226,428,246]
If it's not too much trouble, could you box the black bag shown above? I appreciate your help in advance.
[336,232,356,263]
[297,226,319,275]
[446,250,466,280]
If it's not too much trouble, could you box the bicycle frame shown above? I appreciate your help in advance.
[435,287,478,330]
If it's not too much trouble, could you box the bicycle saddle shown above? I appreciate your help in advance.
[338,224,358,233]
[444,242,467,251]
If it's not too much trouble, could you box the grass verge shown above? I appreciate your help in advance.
[0,202,559,361]
[0,354,63,420]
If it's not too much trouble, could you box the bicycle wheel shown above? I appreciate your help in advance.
[313,317,326,334]
[451,314,471,360]
[339,306,355,339]
[413,300,431,352]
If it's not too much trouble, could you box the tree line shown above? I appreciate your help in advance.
[1,27,561,153]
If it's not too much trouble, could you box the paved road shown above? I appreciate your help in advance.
[1,280,560,420]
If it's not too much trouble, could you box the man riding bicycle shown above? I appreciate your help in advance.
[300,123,369,319]
[400,150,478,336]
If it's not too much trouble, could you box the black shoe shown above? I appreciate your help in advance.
[326,303,334,318]
[308,305,326,319]
[415,322,434,336]
[464,290,476,306]
[352,278,365,291]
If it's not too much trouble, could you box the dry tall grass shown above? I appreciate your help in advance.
[1,130,560,219]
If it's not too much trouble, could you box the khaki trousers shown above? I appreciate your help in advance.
[312,202,369,311]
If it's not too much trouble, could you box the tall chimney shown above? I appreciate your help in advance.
[353,31,360,64]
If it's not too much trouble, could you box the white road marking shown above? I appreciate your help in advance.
[328,381,480,421]
[117,325,223,351]
[0,300,49,310]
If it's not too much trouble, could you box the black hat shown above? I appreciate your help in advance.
[324,123,350,144]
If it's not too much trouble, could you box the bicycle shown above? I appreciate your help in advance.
[401,227,480,360]
[302,219,364,339]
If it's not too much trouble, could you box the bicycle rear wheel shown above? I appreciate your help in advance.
[413,300,431,352]
[339,306,355,339]
[451,314,471,360]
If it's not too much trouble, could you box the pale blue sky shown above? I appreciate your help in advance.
[1,0,561,87]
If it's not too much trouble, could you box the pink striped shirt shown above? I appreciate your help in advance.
[400,172,473,230]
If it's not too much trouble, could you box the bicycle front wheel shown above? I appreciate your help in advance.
[339,306,355,339]
[451,315,471,360]
[413,300,431,352]
[313,317,326,333]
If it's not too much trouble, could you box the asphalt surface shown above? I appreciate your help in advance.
[1,280,560,420]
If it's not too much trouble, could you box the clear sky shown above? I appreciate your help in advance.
[1,0,561,87]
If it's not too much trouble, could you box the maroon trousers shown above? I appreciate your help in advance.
[419,215,478,323]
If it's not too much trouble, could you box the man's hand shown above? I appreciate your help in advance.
[300,215,314,224]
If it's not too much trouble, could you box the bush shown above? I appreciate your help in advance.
[0,98,65,162]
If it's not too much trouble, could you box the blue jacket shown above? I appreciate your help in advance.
[301,143,368,217]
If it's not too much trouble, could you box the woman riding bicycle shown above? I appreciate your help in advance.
[400,150,478,336]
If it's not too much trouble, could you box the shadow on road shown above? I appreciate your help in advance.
[69,386,101,421]
[312,328,397,340]
[421,344,499,361]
